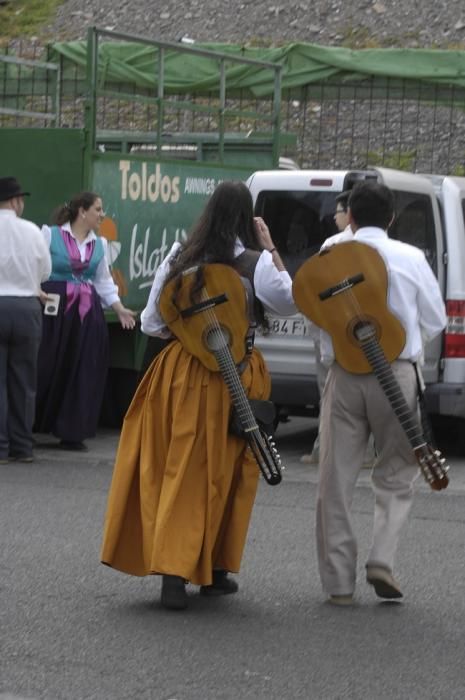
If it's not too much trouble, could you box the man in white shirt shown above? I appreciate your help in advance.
[0,177,51,463]
[302,191,376,468]
[314,181,446,605]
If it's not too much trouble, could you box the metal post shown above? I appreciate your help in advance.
[219,59,226,163]
[55,57,62,127]
[157,47,165,158]
[271,66,282,168]
[83,27,98,188]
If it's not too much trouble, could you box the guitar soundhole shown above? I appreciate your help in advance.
[204,324,230,352]
[349,316,380,346]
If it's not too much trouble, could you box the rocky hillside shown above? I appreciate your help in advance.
[40,0,465,49]
[3,0,465,174]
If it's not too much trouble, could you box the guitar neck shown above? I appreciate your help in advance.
[212,345,258,432]
[213,343,282,485]
[360,336,425,450]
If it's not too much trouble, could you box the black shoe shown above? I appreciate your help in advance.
[9,453,34,463]
[161,575,188,610]
[58,440,88,452]
[200,570,239,597]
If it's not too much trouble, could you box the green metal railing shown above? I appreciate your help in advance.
[0,52,61,125]
[3,31,465,175]
[83,26,283,180]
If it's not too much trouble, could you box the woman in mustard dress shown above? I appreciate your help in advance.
[101,181,296,610]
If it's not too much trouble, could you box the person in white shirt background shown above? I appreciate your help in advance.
[34,191,136,452]
[0,177,51,464]
[312,181,446,606]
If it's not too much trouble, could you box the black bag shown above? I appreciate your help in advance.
[229,399,276,438]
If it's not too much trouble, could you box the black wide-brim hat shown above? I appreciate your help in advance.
[0,176,31,202]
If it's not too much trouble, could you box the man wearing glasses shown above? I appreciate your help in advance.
[327,190,354,246]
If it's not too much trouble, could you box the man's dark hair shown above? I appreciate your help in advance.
[348,181,395,229]
[335,190,350,211]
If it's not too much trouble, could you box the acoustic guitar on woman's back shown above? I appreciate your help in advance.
[159,263,283,485]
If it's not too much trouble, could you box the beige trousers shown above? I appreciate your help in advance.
[316,360,420,596]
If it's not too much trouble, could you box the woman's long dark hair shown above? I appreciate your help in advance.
[166,181,260,280]
[51,191,99,226]
[165,180,268,328]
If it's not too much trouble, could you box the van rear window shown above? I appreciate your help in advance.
[254,190,339,277]
[389,191,437,272]
[255,188,438,276]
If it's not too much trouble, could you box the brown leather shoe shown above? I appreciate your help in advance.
[328,594,354,606]
[300,452,318,465]
[366,566,403,599]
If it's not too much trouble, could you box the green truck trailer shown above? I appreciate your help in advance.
[0,27,291,423]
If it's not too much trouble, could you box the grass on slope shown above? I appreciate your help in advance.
[0,0,64,39]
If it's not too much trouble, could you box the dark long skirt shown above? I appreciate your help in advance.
[35,281,109,442]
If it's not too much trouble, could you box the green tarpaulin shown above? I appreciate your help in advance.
[46,40,465,97]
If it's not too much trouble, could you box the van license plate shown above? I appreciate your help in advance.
[269,317,308,336]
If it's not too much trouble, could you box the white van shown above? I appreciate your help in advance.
[246,167,465,423]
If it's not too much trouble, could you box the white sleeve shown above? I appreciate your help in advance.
[253,250,297,316]
[39,240,52,282]
[416,255,447,342]
[36,224,52,281]
[40,224,52,248]
[140,242,181,337]
[93,237,121,307]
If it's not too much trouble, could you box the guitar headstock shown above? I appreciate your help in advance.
[248,428,283,485]
[263,431,284,484]
[414,443,449,491]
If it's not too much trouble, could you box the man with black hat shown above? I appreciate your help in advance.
[0,176,51,463]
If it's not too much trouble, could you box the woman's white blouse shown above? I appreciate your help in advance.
[140,241,297,337]
[41,223,120,308]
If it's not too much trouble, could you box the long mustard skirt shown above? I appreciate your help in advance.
[100,341,271,586]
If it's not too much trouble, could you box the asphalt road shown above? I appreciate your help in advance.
[1,418,465,700]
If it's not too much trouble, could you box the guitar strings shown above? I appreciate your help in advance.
[199,283,259,431]
[195,277,281,482]
[334,258,426,448]
[343,276,421,438]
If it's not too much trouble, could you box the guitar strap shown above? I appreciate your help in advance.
[233,249,262,361]
[413,362,437,448]
[239,277,257,355]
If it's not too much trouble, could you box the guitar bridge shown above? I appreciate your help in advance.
[181,293,228,318]
[319,273,364,301]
